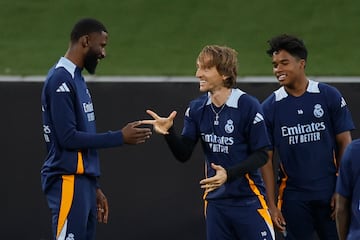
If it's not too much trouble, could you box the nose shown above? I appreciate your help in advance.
[273,65,281,74]
[195,68,202,78]
[100,49,106,59]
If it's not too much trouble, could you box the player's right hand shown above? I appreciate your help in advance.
[268,206,287,233]
[141,110,177,135]
[121,121,152,144]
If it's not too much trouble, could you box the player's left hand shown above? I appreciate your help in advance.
[96,188,109,224]
[199,163,227,193]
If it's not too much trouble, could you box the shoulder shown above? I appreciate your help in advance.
[45,69,73,93]
[228,88,258,107]
[185,93,208,118]
[261,89,279,110]
[316,81,342,96]
[44,58,76,91]
[341,139,360,173]
[189,93,208,108]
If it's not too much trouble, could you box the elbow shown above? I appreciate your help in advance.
[57,131,77,149]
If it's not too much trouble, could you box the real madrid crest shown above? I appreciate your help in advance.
[313,104,324,118]
[225,119,234,133]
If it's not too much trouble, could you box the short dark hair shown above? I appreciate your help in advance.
[266,34,307,60]
[70,18,108,43]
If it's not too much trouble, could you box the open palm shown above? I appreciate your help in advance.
[141,110,177,135]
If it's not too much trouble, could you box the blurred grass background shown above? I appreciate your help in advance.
[0,0,359,76]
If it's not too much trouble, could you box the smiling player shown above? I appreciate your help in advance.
[143,45,275,240]
[261,34,355,239]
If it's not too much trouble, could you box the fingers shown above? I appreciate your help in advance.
[274,219,286,232]
[97,207,108,223]
[96,189,109,224]
[129,120,143,127]
[168,111,177,120]
[133,131,152,144]
[211,163,222,170]
[199,176,222,192]
[146,109,161,119]
[133,128,152,143]
[140,119,156,125]
[199,163,227,193]
[103,203,109,223]
[270,210,286,232]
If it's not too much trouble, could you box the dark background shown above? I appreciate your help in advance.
[2,81,360,240]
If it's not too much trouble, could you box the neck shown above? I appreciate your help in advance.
[285,77,309,97]
[64,44,84,68]
[210,88,232,107]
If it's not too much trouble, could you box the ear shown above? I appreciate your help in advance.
[80,35,89,48]
[299,59,306,69]
[222,75,229,81]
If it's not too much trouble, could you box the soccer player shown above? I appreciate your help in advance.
[142,45,275,240]
[335,139,360,239]
[40,18,152,240]
[261,34,354,239]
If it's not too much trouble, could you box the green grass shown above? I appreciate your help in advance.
[0,0,359,76]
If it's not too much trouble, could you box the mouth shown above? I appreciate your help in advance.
[277,73,286,81]
[199,80,206,85]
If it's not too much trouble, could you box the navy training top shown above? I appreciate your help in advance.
[41,57,123,192]
[262,79,355,201]
[336,139,360,239]
[182,88,270,206]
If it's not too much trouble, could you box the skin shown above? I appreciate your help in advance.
[271,49,308,96]
[335,193,350,239]
[142,57,231,192]
[261,152,286,232]
[264,49,352,233]
[96,188,109,223]
[63,30,152,223]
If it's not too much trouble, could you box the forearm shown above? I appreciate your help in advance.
[335,131,352,167]
[164,127,196,162]
[336,213,349,240]
[226,148,268,182]
[261,156,277,209]
[58,130,123,149]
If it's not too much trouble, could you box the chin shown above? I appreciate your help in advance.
[199,86,207,92]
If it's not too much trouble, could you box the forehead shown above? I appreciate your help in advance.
[89,31,108,42]
[197,54,214,67]
[272,49,295,61]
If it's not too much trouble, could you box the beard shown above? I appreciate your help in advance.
[84,50,99,75]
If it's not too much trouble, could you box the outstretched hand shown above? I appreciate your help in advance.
[199,163,227,193]
[141,110,177,135]
[121,121,152,144]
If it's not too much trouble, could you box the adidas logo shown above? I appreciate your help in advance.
[341,97,347,108]
[185,107,190,117]
[56,82,70,92]
[253,112,264,124]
